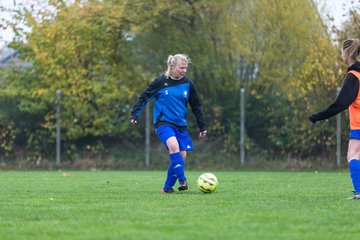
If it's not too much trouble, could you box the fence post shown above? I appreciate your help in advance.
[145,104,151,167]
[336,87,341,168]
[240,88,245,165]
[56,90,61,166]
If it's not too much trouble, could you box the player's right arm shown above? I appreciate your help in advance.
[309,74,359,123]
[130,77,165,124]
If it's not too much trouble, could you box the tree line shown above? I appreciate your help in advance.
[0,0,357,166]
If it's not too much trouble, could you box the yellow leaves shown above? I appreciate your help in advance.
[35,88,48,97]
[0,123,17,157]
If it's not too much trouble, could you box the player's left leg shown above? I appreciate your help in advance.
[176,129,194,191]
[177,150,188,191]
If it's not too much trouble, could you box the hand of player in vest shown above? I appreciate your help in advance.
[199,130,207,138]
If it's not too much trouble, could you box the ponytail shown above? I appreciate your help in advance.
[342,39,360,65]
[164,55,174,78]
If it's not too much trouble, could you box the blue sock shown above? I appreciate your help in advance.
[163,163,177,190]
[349,159,360,193]
[170,152,186,182]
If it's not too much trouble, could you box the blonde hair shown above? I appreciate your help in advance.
[342,39,360,65]
[164,54,191,78]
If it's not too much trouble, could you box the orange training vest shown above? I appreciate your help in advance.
[348,70,360,130]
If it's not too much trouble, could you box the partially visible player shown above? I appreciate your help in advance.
[130,54,207,193]
[309,39,360,200]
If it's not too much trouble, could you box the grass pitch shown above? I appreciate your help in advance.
[1,170,360,240]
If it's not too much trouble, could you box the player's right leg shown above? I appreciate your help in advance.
[347,139,360,200]
[156,125,179,192]
[166,137,186,183]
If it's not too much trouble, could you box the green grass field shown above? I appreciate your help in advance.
[1,170,360,240]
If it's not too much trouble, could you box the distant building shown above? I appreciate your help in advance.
[0,46,31,68]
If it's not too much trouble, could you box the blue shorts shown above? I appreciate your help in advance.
[155,125,194,151]
[350,130,360,140]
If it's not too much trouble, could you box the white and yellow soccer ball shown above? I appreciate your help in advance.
[197,173,218,193]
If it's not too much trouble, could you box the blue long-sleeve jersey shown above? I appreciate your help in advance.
[130,75,206,132]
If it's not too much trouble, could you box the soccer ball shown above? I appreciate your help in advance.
[197,173,218,193]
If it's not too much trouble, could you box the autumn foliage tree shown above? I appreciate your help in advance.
[0,0,149,159]
[0,0,345,165]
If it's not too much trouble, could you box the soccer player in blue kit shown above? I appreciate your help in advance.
[130,54,207,193]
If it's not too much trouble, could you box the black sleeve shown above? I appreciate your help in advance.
[188,81,207,132]
[130,77,163,120]
[310,73,359,122]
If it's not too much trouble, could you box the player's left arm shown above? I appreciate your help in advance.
[188,81,207,137]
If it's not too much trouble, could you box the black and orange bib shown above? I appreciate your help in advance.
[348,70,360,130]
